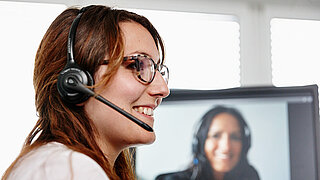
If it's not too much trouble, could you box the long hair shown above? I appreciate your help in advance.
[191,106,253,180]
[2,5,164,180]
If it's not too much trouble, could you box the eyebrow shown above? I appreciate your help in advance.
[208,129,241,134]
[127,51,150,57]
[127,51,160,63]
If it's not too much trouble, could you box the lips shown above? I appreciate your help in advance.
[133,106,154,116]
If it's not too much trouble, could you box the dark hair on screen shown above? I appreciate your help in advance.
[2,5,164,180]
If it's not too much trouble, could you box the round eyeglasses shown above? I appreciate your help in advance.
[101,54,169,84]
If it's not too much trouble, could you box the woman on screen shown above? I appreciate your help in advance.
[156,106,259,180]
[2,5,169,180]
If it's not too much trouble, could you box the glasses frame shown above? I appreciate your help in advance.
[101,54,169,84]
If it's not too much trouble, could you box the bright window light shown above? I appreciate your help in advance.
[126,9,240,90]
[271,18,320,87]
[0,1,66,175]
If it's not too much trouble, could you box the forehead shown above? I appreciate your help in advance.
[119,21,159,62]
[208,113,241,133]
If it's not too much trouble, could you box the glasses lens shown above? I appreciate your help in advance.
[159,65,169,84]
[131,55,169,84]
[137,56,155,83]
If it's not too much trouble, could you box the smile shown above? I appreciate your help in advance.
[134,107,154,116]
[215,153,232,160]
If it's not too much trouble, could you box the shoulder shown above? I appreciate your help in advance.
[246,165,260,180]
[8,142,109,180]
[155,169,192,180]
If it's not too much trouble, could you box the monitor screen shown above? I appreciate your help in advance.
[135,85,320,180]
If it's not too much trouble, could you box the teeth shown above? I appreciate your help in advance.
[215,153,230,159]
[148,108,153,116]
[134,107,154,116]
[139,107,143,113]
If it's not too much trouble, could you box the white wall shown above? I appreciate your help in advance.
[0,1,66,175]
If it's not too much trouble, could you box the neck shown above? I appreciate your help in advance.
[213,171,224,180]
[96,136,124,167]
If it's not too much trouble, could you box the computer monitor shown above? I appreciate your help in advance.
[135,85,320,180]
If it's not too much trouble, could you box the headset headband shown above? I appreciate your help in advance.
[67,7,88,64]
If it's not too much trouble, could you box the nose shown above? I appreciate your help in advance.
[148,71,170,99]
[218,135,231,152]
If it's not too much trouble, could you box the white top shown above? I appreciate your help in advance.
[7,142,109,180]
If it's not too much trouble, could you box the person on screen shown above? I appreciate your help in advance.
[2,5,169,180]
[156,106,259,180]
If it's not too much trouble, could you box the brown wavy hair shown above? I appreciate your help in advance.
[2,5,164,180]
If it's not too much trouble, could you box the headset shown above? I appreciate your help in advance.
[56,6,153,132]
[57,6,93,104]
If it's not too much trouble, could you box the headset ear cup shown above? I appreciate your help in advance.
[242,124,251,154]
[192,136,199,155]
[57,66,94,104]
[247,133,251,149]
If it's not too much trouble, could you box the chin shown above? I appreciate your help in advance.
[214,165,235,173]
[145,134,156,144]
[132,131,156,146]
[141,132,156,144]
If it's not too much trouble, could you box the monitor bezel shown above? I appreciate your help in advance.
[160,84,320,180]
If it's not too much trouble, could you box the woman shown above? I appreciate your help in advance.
[2,5,169,180]
[156,106,259,180]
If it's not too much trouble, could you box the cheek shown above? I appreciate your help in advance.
[204,139,217,158]
[96,68,146,103]
[107,78,145,104]
[83,97,110,135]
[233,142,242,158]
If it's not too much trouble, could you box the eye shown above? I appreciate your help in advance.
[210,132,221,139]
[230,133,242,141]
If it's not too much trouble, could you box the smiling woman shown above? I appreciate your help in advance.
[156,106,259,180]
[2,5,169,180]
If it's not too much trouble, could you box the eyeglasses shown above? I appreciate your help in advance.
[101,54,169,84]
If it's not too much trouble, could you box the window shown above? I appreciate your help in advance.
[271,18,320,87]
[0,1,66,175]
[127,9,240,90]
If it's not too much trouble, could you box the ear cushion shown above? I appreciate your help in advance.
[242,125,251,154]
[192,136,199,155]
[57,66,94,104]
